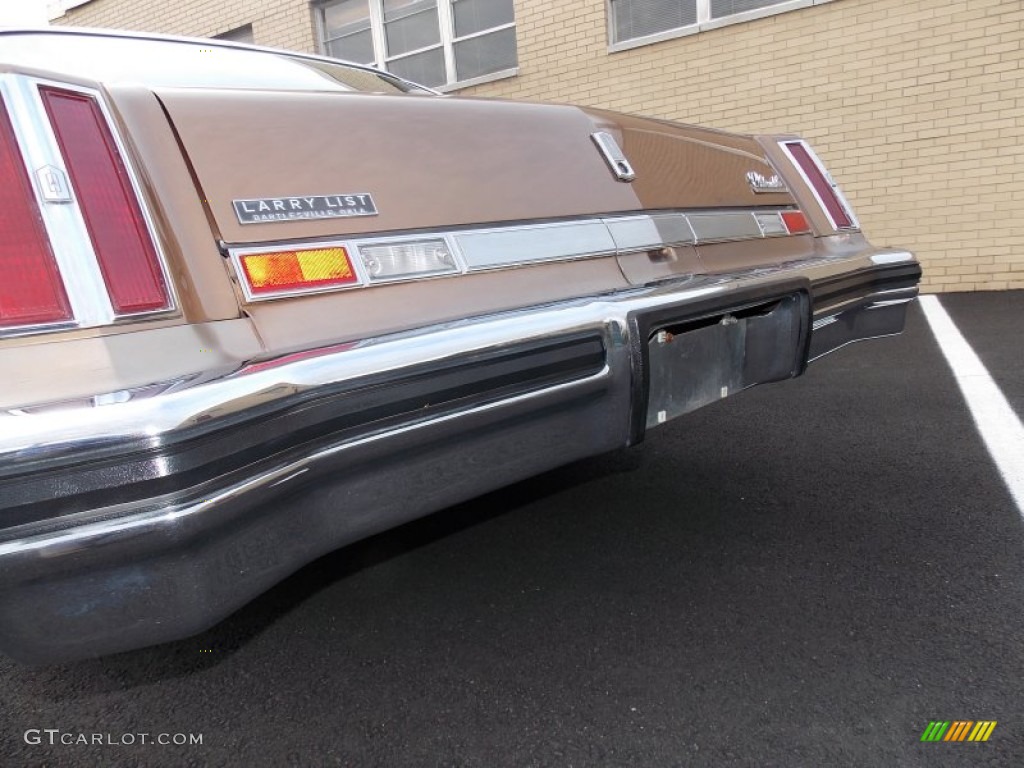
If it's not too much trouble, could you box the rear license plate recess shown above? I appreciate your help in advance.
[645,292,807,428]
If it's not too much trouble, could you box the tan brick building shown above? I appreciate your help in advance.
[51,0,1023,292]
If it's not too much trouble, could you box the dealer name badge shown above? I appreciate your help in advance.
[233,193,378,224]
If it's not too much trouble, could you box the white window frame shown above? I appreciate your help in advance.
[607,0,841,53]
[46,0,93,20]
[316,0,518,91]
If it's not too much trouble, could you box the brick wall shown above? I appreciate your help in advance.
[53,0,317,53]
[55,0,1024,291]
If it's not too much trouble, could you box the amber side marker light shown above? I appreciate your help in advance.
[238,247,359,297]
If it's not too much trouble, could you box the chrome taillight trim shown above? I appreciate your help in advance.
[36,78,179,320]
[0,75,111,329]
[778,139,860,232]
[0,74,178,338]
[225,208,807,302]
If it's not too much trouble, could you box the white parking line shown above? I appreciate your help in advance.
[919,294,1024,516]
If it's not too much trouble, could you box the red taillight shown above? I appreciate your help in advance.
[782,141,855,230]
[780,210,810,234]
[0,94,72,328]
[40,87,169,314]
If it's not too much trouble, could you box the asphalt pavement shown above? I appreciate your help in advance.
[2,291,1022,768]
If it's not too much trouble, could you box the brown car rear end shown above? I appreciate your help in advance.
[0,29,919,662]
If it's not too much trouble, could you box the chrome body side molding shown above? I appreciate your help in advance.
[227,208,810,300]
[0,247,919,662]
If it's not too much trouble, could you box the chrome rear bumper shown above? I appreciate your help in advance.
[0,249,919,662]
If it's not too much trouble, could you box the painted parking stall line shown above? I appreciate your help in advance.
[919,295,1024,516]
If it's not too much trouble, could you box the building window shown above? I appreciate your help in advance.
[708,0,792,18]
[318,0,517,89]
[610,0,809,46]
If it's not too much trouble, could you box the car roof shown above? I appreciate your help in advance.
[0,27,435,94]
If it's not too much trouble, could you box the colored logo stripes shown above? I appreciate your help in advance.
[921,721,997,742]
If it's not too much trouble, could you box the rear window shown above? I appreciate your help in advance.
[0,31,430,94]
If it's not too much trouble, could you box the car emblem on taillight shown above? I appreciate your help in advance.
[35,165,72,203]
[746,170,787,193]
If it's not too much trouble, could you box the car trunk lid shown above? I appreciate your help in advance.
[154,89,794,244]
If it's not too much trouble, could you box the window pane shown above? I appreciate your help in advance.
[610,0,697,43]
[386,46,446,86]
[710,0,787,18]
[383,0,432,17]
[382,0,438,24]
[301,59,414,92]
[323,0,371,37]
[384,3,440,56]
[452,0,515,38]
[454,27,517,81]
[326,29,375,64]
